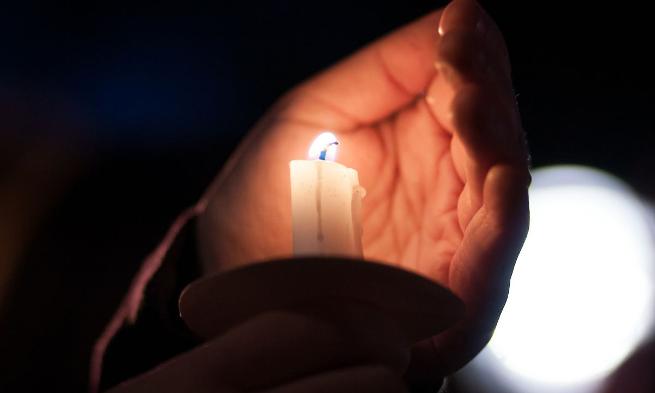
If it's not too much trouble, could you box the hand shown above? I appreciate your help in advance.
[107,302,410,393]
[198,0,530,385]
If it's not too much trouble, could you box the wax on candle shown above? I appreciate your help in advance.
[290,132,365,257]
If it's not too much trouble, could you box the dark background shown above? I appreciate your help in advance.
[0,1,652,391]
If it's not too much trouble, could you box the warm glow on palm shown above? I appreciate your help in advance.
[198,0,530,382]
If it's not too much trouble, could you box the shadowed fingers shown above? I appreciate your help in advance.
[257,365,408,393]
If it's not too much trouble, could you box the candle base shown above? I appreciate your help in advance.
[179,257,464,344]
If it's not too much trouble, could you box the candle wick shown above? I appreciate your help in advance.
[316,161,324,243]
[318,141,339,161]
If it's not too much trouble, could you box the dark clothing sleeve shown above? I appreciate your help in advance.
[89,203,205,393]
[99,218,202,391]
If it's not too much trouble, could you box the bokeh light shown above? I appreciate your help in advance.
[459,165,655,393]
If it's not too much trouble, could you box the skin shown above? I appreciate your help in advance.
[199,0,529,382]
[108,303,413,393]
[109,0,530,391]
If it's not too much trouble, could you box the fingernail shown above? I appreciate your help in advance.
[439,0,484,36]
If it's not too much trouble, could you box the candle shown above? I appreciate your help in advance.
[289,132,366,257]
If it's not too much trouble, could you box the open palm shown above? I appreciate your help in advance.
[198,0,529,385]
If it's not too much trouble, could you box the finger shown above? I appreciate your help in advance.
[427,0,520,154]
[452,84,525,167]
[461,164,530,301]
[258,365,408,393]
[408,2,530,385]
[436,29,512,94]
[438,0,481,36]
[104,338,234,393]
[450,82,527,230]
[107,305,409,393]
[427,0,527,229]
[407,164,530,384]
[216,304,409,390]
[280,10,441,130]
[438,0,511,80]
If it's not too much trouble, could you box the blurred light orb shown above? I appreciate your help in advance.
[488,165,655,388]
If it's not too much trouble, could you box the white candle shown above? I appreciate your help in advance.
[290,132,366,257]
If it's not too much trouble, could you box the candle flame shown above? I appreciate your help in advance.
[308,131,339,161]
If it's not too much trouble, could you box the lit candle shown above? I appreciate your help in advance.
[289,132,366,257]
